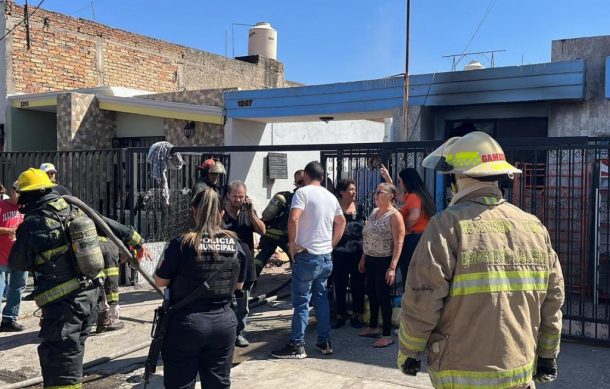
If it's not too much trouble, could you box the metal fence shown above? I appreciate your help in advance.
[1,137,609,344]
[320,137,610,345]
[0,149,126,220]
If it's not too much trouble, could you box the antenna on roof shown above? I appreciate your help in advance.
[442,49,506,71]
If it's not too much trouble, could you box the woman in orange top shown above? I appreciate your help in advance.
[381,167,434,287]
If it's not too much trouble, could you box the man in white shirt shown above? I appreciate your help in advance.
[271,161,346,359]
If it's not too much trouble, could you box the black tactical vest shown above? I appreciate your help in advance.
[170,233,240,306]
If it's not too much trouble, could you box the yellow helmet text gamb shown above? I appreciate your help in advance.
[17,168,57,193]
[422,131,522,178]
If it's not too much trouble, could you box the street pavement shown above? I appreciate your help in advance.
[2,266,610,388]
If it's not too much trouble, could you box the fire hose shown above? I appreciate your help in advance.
[3,285,292,388]
[4,196,292,388]
[62,195,164,297]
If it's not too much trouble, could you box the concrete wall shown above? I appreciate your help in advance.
[549,36,610,137]
[139,88,232,146]
[225,119,385,211]
[8,108,56,151]
[115,113,164,138]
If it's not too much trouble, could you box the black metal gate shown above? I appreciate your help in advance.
[2,138,610,344]
[319,137,610,345]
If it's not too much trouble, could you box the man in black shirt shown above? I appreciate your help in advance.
[223,180,265,347]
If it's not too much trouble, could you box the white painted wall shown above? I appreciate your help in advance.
[225,118,385,211]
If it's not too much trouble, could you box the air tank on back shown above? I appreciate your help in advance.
[248,22,277,60]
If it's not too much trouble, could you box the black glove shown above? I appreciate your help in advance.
[533,357,557,382]
[401,357,421,376]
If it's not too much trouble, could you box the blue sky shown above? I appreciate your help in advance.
[17,0,610,84]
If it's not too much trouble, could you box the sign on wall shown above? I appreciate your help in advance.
[267,152,288,179]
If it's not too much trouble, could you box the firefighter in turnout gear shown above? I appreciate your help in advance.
[154,187,247,388]
[95,229,145,333]
[192,158,227,203]
[254,169,305,275]
[8,168,145,388]
[397,132,565,389]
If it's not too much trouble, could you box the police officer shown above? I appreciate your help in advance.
[254,169,305,275]
[397,132,565,388]
[9,168,147,388]
[192,158,227,201]
[155,187,247,389]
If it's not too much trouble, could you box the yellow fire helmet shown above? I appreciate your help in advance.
[17,168,57,193]
[422,131,522,178]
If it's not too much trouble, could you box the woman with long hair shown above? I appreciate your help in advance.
[154,188,247,389]
[381,167,434,287]
[331,178,366,329]
[358,182,405,348]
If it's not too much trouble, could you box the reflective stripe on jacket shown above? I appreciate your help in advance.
[399,184,565,389]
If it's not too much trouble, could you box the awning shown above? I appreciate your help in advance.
[96,95,225,124]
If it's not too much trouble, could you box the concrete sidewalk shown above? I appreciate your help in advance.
[231,319,610,389]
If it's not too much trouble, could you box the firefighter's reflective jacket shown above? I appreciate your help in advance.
[9,192,143,307]
[398,184,565,389]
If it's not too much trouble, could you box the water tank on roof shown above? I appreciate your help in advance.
[248,22,277,60]
[464,60,485,71]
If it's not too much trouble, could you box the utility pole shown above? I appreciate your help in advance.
[24,0,31,50]
[402,0,411,141]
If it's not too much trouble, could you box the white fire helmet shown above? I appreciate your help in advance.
[422,131,522,178]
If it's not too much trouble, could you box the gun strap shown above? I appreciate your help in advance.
[171,249,239,312]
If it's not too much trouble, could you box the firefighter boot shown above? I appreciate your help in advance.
[96,309,124,333]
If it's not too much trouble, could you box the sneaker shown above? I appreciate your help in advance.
[271,342,307,359]
[22,292,35,301]
[0,320,25,332]
[235,334,250,348]
[315,339,333,355]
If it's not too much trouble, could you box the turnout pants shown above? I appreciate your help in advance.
[254,234,289,276]
[38,285,100,388]
[162,306,237,389]
[100,239,120,306]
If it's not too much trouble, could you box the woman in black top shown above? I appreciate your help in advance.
[332,178,366,329]
[155,188,246,389]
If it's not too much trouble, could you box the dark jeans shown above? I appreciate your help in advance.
[233,281,253,336]
[162,306,237,389]
[365,255,393,336]
[332,250,365,317]
[399,233,422,289]
[38,285,100,388]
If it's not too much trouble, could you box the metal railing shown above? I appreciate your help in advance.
[1,137,609,344]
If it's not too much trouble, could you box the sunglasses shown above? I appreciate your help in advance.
[375,190,388,196]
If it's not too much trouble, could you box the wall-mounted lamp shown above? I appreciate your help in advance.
[319,116,334,123]
[183,121,196,139]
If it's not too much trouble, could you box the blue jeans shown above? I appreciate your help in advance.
[290,251,333,345]
[0,265,28,321]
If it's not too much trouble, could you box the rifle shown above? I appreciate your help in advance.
[142,249,238,387]
[143,288,171,388]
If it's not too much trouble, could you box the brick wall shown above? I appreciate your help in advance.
[2,0,287,97]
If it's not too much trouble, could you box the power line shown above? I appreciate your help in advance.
[0,0,47,42]
[456,0,499,66]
